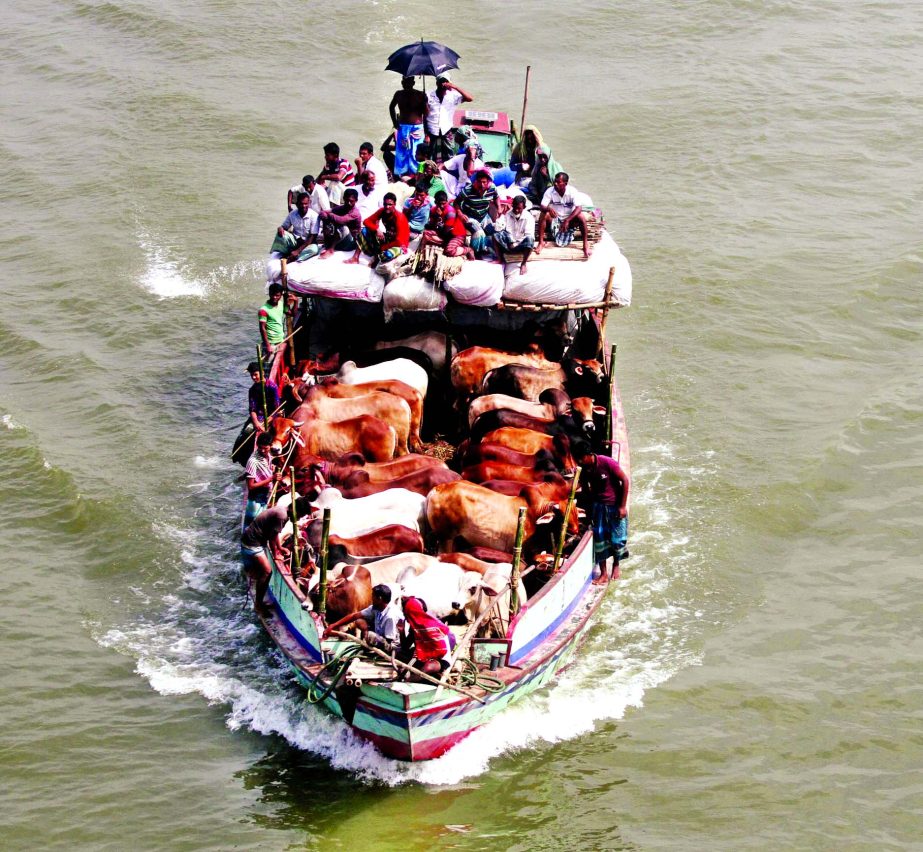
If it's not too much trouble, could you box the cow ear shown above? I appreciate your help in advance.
[479,583,499,597]
[576,508,587,519]
[592,405,607,415]
[573,365,583,375]
[535,512,555,524]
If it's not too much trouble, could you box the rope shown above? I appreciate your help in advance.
[304,642,365,704]
[447,657,504,693]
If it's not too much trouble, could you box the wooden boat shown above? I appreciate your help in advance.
[236,88,631,761]
[240,297,630,761]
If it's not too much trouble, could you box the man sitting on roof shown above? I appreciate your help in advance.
[274,193,321,262]
[403,185,433,235]
[316,142,356,205]
[318,188,362,258]
[493,194,536,275]
[288,174,330,214]
[536,172,590,258]
[389,76,428,178]
[348,192,410,268]
[415,159,446,198]
[354,141,389,186]
[441,140,485,197]
[425,73,473,163]
[454,170,499,257]
[355,170,385,220]
[420,190,472,258]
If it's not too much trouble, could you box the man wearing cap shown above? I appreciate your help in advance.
[389,76,428,178]
[425,73,473,164]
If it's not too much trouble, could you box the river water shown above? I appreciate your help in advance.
[2,0,921,848]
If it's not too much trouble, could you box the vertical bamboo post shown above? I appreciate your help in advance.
[598,266,616,358]
[509,507,527,617]
[256,345,269,425]
[285,303,296,368]
[604,344,618,446]
[317,508,331,616]
[280,257,288,287]
[289,486,301,574]
[520,66,532,137]
[553,465,582,572]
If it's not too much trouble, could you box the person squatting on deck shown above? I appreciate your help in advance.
[348,192,410,267]
[258,283,288,357]
[574,441,630,584]
[399,596,457,678]
[425,73,474,163]
[536,173,590,258]
[323,584,402,651]
[493,194,536,274]
[241,497,313,617]
[390,76,428,178]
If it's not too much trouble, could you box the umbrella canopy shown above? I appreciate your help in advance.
[386,40,460,78]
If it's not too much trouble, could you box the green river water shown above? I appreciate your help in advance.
[2,1,921,848]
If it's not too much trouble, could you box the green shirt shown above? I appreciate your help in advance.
[259,299,286,345]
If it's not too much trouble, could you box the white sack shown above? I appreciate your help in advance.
[441,259,505,307]
[265,250,386,302]
[382,276,447,320]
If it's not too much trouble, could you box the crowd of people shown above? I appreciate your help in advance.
[272,73,595,275]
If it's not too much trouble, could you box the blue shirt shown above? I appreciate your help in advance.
[403,196,433,233]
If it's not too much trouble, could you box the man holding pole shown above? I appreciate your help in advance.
[573,440,630,584]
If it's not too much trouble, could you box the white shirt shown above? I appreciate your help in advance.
[426,88,463,135]
[442,152,485,193]
[289,183,330,214]
[359,600,402,642]
[541,185,579,218]
[361,155,389,187]
[355,184,386,220]
[281,207,320,239]
[498,208,536,244]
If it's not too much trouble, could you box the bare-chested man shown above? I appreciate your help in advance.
[389,76,428,178]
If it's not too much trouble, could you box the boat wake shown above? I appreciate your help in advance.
[96,437,704,786]
[136,230,263,300]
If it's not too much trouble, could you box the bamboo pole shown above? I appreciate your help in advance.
[604,343,617,446]
[289,488,301,573]
[317,508,331,615]
[552,465,582,573]
[598,266,616,358]
[256,345,269,425]
[280,257,289,287]
[327,630,487,704]
[509,507,527,616]
[519,65,532,137]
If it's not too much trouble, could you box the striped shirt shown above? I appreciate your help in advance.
[319,157,355,187]
[455,183,498,222]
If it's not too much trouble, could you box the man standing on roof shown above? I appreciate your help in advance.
[573,441,630,585]
[354,141,389,186]
[259,283,287,357]
[389,76,428,178]
[316,142,356,205]
[425,73,473,164]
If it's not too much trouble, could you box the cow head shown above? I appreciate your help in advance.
[266,416,303,455]
[571,397,599,435]
[551,433,577,472]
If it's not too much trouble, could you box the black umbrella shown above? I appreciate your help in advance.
[385,40,460,78]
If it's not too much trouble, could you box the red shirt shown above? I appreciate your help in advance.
[363,208,410,250]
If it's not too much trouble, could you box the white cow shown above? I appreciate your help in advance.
[397,562,481,620]
[338,358,428,399]
[373,331,457,373]
[312,486,426,537]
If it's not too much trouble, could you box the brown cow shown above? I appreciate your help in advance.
[426,480,577,554]
[479,428,576,470]
[479,476,572,503]
[450,345,554,397]
[307,380,424,453]
[267,415,396,464]
[306,522,424,563]
[325,452,445,485]
[297,389,412,456]
[460,441,559,471]
[319,565,372,621]
[339,465,461,498]
[462,459,561,485]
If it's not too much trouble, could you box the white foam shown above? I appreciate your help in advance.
[138,235,206,299]
[2,414,23,430]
